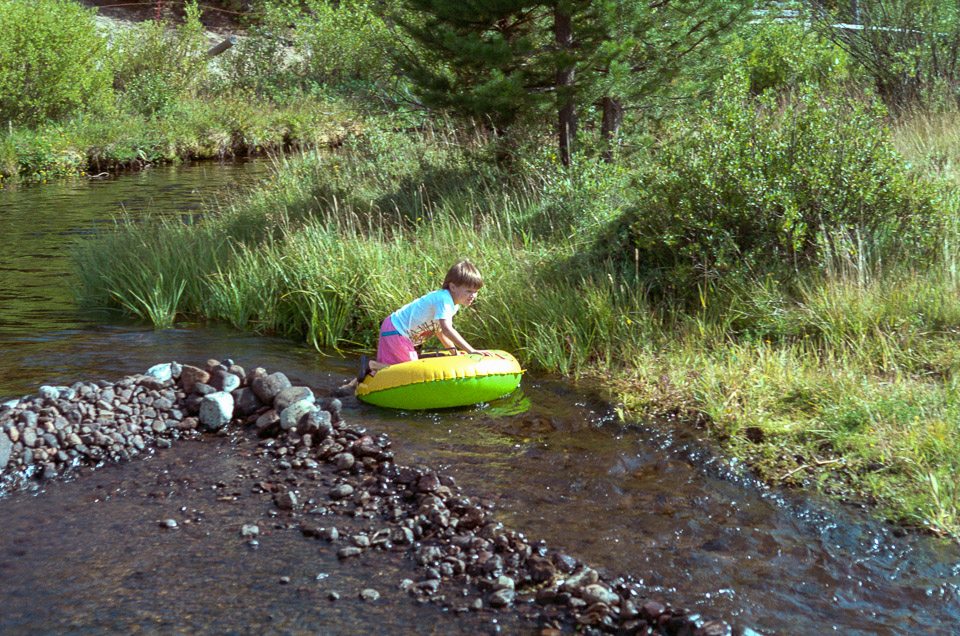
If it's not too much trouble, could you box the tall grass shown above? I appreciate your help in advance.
[73,117,960,538]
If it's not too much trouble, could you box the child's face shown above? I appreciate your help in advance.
[449,283,480,307]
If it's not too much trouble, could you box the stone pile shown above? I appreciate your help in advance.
[0,359,756,636]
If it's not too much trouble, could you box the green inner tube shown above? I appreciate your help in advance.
[358,373,523,410]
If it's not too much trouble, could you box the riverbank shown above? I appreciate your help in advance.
[0,0,356,185]
[73,119,960,541]
[0,360,740,636]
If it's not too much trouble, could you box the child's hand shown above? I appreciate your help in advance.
[472,349,496,357]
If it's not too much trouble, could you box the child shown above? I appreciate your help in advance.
[346,260,494,389]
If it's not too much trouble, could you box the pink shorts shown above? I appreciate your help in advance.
[376,316,419,365]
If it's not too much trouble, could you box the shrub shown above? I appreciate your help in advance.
[603,74,946,295]
[292,0,399,84]
[111,0,210,116]
[0,0,114,125]
[808,0,960,111]
[732,15,850,94]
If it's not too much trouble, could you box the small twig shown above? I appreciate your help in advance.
[782,458,843,480]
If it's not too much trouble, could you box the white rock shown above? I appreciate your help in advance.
[145,363,174,383]
[199,391,234,430]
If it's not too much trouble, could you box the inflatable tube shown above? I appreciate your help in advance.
[356,350,523,410]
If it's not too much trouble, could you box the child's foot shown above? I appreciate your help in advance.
[334,377,358,396]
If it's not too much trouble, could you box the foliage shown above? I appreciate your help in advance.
[111,0,210,116]
[0,0,114,125]
[292,0,400,85]
[397,0,753,161]
[730,12,851,94]
[807,0,960,111]
[217,3,299,96]
[603,75,945,295]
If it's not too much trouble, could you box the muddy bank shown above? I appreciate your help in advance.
[0,359,747,636]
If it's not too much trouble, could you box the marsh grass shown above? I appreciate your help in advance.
[73,118,960,538]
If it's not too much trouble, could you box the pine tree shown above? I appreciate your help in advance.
[396,0,753,164]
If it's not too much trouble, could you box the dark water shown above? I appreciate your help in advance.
[1,162,959,635]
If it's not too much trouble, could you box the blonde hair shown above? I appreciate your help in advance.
[442,260,483,290]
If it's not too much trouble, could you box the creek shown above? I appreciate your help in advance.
[1,161,958,635]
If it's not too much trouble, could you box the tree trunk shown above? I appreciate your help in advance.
[600,96,623,163]
[555,6,575,167]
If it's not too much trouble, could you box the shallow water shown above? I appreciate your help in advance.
[1,162,959,635]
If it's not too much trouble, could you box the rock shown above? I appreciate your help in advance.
[255,410,280,437]
[279,399,317,431]
[488,588,515,608]
[694,620,732,636]
[232,387,264,416]
[274,492,297,510]
[417,472,440,493]
[416,579,440,594]
[21,427,37,448]
[359,589,380,601]
[337,547,362,559]
[160,519,178,529]
[198,392,234,430]
[209,369,241,393]
[297,410,333,437]
[581,584,619,605]
[19,410,37,428]
[332,452,355,471]
[251,372,292,404]
[145,363,174,383]
[274,386,315,412]
[526,555,557,582]
[327,591,340,601]
[38,386,60,401]
[178,365,210,393]
[640,601,667,622]
[245,367,268,386]
[0,431,11,470]
[561,567,598,593]
[317,527,339,542]
[317,397,342,420]
[329,484,354,500]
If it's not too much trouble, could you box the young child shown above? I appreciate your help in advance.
[345,260,494,389]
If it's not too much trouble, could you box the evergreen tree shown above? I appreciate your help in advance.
[396,0,753,164]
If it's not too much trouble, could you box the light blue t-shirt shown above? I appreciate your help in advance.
[389,289,458,345]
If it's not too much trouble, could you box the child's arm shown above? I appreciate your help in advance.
[438,318,493,356]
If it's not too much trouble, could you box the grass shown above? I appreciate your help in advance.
[0,91,357,183]
[71,112,960,540]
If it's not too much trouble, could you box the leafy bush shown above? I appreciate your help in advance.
[111,0,210,116]
[732,16,850,94]
[292,0,399,84]
[0,0,114,125]
[808,0,960,111]
[217,3,302,97]
[604,74,945,294]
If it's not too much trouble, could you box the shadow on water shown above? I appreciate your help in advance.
[1,162,959,635]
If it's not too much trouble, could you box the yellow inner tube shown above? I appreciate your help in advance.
[356,350,523,410]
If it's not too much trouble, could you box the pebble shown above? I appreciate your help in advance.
[0,358,748,636]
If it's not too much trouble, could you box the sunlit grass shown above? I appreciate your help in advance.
[73,119,960,538]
